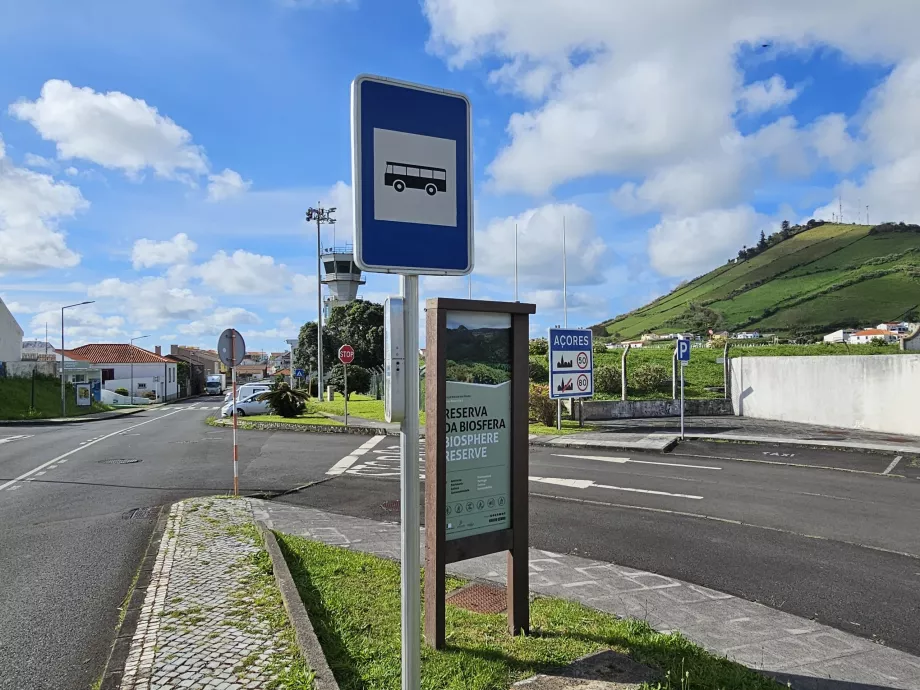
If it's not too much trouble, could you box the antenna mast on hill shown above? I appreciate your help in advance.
[839,196,843,224]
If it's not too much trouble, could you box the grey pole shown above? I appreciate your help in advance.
[316,205,323,401]
[514,223,519,302]
[680,359,685,440]
[400,274,420,690]
[60,301,94,417]
[468,273,472,299]
[130,335,149,405]
[557,217,568,430]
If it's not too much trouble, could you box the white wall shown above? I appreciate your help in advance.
[100,362,178,399]
[730,355,920,435]
[0,298,24,362]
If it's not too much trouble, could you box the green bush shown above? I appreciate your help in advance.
[328,363,371,398]
[630,363,668,392]
[528,358,549,384]
[142,390,156,400]
[256,382,310,417]
[115,387,129,396]
[528,383,556,426]
[594,364,621,395]
[528,339,548,356]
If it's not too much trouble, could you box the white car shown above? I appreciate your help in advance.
[220,393,270,418]
[223,383,271,404]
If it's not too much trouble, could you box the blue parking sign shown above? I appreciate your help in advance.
[351,74,473,276]
[677,338,691,363]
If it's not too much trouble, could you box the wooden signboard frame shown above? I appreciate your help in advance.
[424,298,536,649]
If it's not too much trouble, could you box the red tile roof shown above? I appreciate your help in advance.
[853,329,895,336]
[56,344,170,364]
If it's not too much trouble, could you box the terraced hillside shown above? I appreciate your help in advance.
[599,223,920,339]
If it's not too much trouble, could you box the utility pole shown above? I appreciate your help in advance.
[306,204,336,401]
[514,223,519,302]
[867,205,870,225]
[839,196,843,224]
[558,216,568,431]
[130,335,149,404]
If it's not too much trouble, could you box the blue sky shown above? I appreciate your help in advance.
[2,0,919,354]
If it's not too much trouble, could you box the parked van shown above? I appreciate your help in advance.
[223,382,272,404]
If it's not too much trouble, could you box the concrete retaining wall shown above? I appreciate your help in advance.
[580,398,733,421]
[1,361,58,377]
[729,354,920,435]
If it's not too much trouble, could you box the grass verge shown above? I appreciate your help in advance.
[313,394,425,425]
[276,535,781,690]
[529,420,597,435]
[0,376,114,420]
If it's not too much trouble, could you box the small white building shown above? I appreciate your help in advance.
[734,331,761,340]
[823,329,855,344]
[0,297,24,362]
[849,329,899,345]
[56,343,179,401]
[877,322,911,335]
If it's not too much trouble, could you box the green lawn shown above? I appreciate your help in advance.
[245,413,343,426]
[529,420,596,435]
[313,394,425,425]
[0,376,113,420]
[277,536,781,690]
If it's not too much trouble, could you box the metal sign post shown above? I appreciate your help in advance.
[352,74,472,690]
[677,338,691,440]
[218,328,246,495]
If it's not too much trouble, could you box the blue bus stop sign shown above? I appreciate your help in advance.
[677,338,691,363]
[351,74,473,275]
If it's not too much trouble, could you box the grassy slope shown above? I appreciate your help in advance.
[600,224,920,339]
[0,376,110,420]
[278,535,780,690]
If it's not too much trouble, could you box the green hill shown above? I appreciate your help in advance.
[598,222,920,339]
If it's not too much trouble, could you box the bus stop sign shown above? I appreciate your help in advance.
[351,74,472,276]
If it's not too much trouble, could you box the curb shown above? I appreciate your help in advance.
[211,418,396,436]
[685,433,920,458]
[528,437,678,454]
[257,522,340,690]
[0,408,147,426]
[98,505,169,690]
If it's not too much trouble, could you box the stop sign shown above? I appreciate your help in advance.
[338,344,355,365]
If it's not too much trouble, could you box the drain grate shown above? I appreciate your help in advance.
[446,582,506,614]
[122,506,159,520]
[99,457,142,465]
[381,499,401,512]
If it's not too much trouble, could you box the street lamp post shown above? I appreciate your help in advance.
[286,338,298,389]
[306,204,336,401]
[130,335,149,404]
[60,301,95,417]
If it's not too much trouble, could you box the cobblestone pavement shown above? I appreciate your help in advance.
[119,497,308,690]
[254,499,920,690]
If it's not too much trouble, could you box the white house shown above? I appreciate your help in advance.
[734,331,761,340]
[823,329,855,344]
[0,296,24,362]
[849,329,899,345]
[56,343,179,401]
[877,322,911,335]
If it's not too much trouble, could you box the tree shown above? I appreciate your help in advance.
[781,220,790,233]
[325,300,384,370]
[328,363,371,398]
[528,358,548,384]
[528,338,548,356]
[757,230,768,251]
[528,383,556,426]
[257,382,310,418]
[293,320,338,382]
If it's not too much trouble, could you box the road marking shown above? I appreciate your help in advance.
[326,435,387,476]
[529,475,703,500]
[0,408,184,493]
[883,456,902,475]
[552,453,721,471]
[0,435,32,445]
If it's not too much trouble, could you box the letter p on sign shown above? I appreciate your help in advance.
[677,339,691,363]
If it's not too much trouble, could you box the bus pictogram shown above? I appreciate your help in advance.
[385,162,448,196]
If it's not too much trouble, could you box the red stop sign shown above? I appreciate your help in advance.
[338,344,355,365]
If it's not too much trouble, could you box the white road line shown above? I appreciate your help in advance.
[883,456,902,475]
[552,453,721,471]
[0,435,32,445]
[326,435,387,476]
[529,475,703,500]
[0,408,184,493]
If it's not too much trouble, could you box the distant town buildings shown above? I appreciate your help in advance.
[823,322,917,346]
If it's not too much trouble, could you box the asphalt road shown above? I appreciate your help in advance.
[277,437,920,656]
[0,398,358,690]
[3,407,919,688]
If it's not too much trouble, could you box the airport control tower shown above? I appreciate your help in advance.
[321,244,366,320]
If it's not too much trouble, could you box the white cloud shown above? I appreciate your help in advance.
[197,249,312,296]
[248,317,299,340]
[475,203,608,288]
[808,114,861,172]
[10,79,208,180]
[30,304,125,344]
[131,233,198,269]
[88,276,215,328]
[207,168,251,201]
[520,288,607,314]
[23,153,57,170]
[178,307,261,338]
[738,75,800,114]
[648,206,762,278]
[0,134,84,274]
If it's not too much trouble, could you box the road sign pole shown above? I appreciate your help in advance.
[344,364,349,426]
[680,361,685,441]
[400,274,420,690]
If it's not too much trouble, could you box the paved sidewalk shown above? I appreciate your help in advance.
[253,499,920,690]
[0,407,148,426]
[118,497,309,690]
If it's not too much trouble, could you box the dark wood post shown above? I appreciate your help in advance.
[507,311,530,636]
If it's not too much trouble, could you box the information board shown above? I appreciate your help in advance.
[444,311,511,541]
[548,328,594,399]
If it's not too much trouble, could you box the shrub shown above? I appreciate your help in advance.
[528,358,548,384]
[528,339,548,356]
[114,387,129,396]
[328,363,371,398]
[594,364,621,395]
[528,383,556,427]
[257,382,310,417]
[630,363,668,392]
[142,390,157,400]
